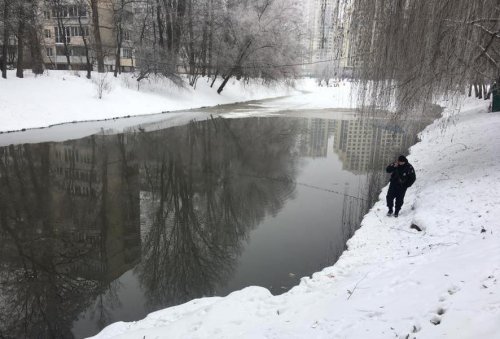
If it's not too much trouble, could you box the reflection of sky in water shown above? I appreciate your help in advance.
[0,115,429,339]
[223,136,355,295]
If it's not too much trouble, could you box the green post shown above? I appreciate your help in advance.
[490,83,500,112]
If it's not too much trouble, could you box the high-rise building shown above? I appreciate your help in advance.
[303,0,353,77]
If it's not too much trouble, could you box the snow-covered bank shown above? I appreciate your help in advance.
[0,73,352,146]
[90,98,500,339]
[0,70,350,133]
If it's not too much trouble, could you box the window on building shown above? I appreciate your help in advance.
[122,48,133,59]
[52,5,87,18]
[123,30,130,41]
[53,7,68,18]
[80,26,89,36]
[55,25,90,42]
[70,26,79,36]
[55,27,70,43]
[44,11,51,19]
[68,5,77,17]
[79,6,87,17]
[44,29,51,38]
[56,45,68,55]
[72,46,87,57]
[46,48,53,57]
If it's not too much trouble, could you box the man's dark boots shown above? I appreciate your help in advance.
[387,208,393,216]
[394,210,399,218]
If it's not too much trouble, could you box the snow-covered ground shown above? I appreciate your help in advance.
[89,98,500,339]
[3,71,498,338]
[0,70,350,133]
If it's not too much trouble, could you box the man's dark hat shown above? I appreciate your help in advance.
[398,155,408,162]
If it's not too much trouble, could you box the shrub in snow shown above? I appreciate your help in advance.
[120,74,135,89]
[92,73,112,99]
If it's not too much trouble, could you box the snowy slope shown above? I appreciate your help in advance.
[89,98,500,339]
[0,75,353,146]
[0,71,307,132]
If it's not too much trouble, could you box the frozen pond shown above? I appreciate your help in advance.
[0,111,435,338]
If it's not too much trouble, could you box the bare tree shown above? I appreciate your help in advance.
[49,0,72,69]
[1,0,10,78]
[112,0,125,77]
[15,1,26,78]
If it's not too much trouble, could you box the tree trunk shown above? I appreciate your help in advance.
[217,39,252,94]
[187,0,196,82]
[114,26,122,77]
[474,83,480,98]
[1,0,9,79]
[28,27,44,73]
[16,5,25,79]
[114,42,121,77]
[210,71,218,88]
[217,71,232,94]
[29,33,44,74]
[173,0,186,57]
[156,0,164,47]
[114,0,126,77]
[26,0,44,74]
[78,13,92,79]
[206,0,214,77]
[90,0,105,73]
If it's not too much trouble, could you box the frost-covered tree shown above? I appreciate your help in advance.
[133,0,187,80]
[215,0,304,93]
[349,0,500,116]
[133,0,304,92]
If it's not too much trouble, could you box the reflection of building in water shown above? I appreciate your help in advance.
[0,136,141,338]
[298,118,336,158]
[333,118,411,173]
[48,136,141,281]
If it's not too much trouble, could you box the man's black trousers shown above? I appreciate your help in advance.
[386,185,407,212]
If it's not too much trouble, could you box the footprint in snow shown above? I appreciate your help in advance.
[447,285,460,295]
[481,275,497,289]
[401,322,420,339]
[430,314,441,325]
[436,306,446,316]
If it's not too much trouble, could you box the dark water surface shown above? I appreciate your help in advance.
[0,114,432,338]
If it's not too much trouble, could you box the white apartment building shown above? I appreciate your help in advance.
[303,0,353,77]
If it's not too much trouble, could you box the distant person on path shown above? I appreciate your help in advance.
[386,155,416,217]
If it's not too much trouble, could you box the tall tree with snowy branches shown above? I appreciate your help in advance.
[349,0,500,116]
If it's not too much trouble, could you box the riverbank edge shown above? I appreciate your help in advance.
[90,97,500,339]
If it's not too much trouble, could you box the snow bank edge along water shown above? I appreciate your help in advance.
[0,70,338,133]
[89,98,500,339]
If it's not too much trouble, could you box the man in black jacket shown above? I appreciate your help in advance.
[386,155,416,217]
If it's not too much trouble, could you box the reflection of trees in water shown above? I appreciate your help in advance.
[136,118,300,309]
[0,135,140,338]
